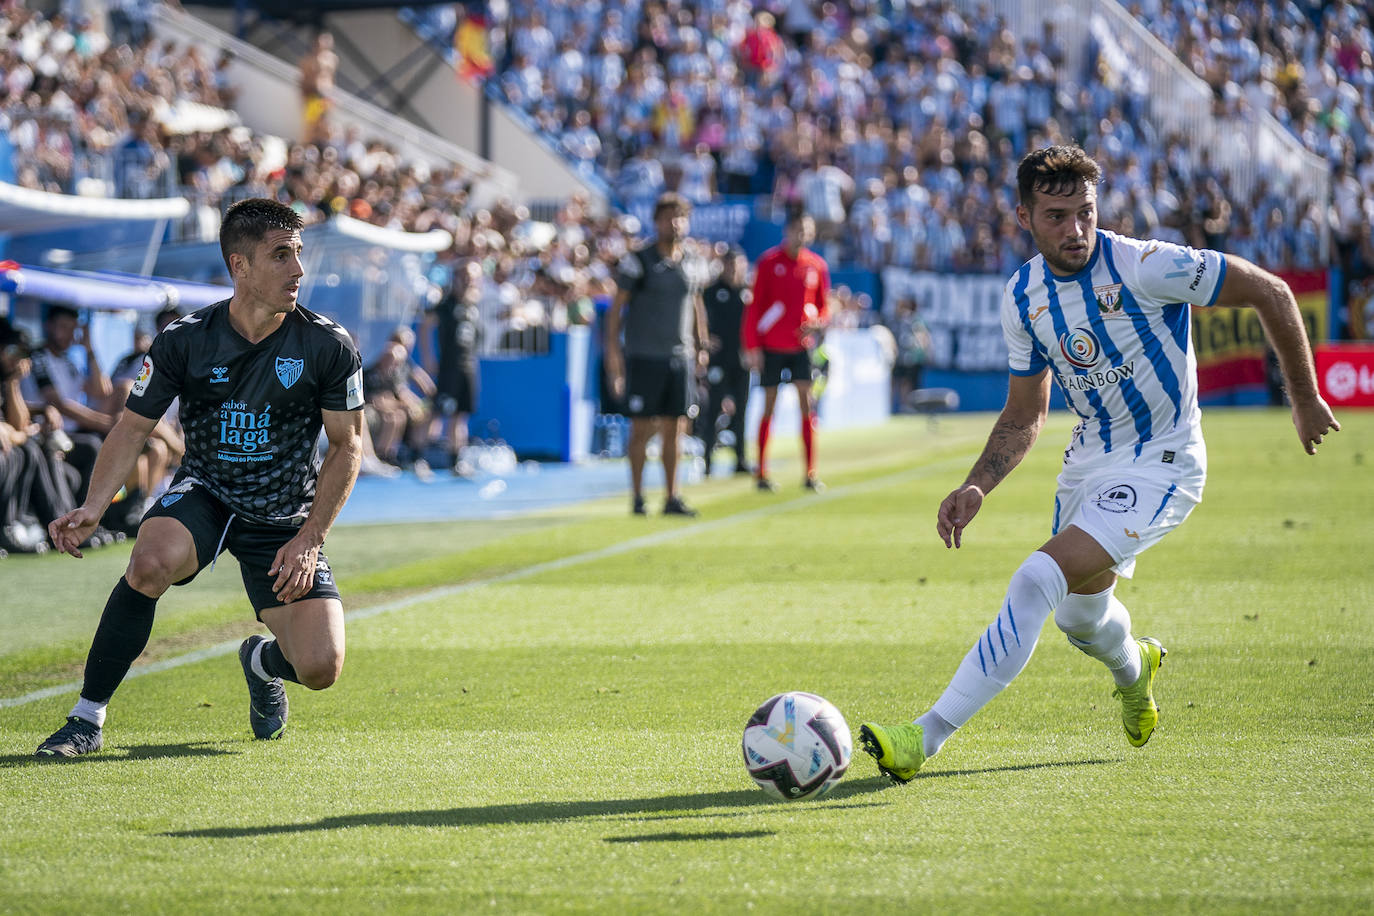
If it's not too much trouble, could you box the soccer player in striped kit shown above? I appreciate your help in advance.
[860,146,1339,781]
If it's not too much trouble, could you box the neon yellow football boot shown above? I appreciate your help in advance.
[858,721,926,783]
[1112,637,1166,747]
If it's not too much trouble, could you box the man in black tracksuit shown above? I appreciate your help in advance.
[702,247,752,477]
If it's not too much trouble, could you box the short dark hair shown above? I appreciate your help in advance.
[43,304,80,324]
[653,192,691,220]
[219,198,303,270]
[1017,145,1102,208]
[784,210,814,231]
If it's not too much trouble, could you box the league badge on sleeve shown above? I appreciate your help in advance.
[346,368,364,409]
[131,355,155,396]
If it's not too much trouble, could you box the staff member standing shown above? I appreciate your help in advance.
[744,212,830,491]
[702,246,752,477]
[603,192,710,517]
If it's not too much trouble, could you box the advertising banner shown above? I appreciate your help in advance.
[1315,343,1374,407]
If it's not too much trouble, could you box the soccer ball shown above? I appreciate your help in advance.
[742,691,852,801]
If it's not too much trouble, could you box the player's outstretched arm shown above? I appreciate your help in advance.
[49,409,159,557]
[1215,255,1340,454]
[937,371,1050,548]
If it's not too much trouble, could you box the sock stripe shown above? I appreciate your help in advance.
[977,640,987,675]
[1006,600,1021,646]
[996,616,1009,655]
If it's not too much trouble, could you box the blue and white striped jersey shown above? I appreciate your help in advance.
[1001,229,1228,466]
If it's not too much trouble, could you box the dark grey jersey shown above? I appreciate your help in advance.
[614,244,703,359]
[125,300,363,526]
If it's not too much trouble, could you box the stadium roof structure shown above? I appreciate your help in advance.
[0,262,232,313]
[0,182,189,237]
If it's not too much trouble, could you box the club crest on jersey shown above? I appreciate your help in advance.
[275,356,304,389]
[1094,283,1124,316]
[1059,328,1101,369]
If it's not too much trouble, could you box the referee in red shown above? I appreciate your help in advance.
[743,211,830,492]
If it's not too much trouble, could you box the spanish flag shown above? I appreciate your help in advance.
[456,10,493,81]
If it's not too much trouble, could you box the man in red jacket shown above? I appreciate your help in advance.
[743,212,829,491]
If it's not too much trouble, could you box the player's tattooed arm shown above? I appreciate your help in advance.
[937,371,1050,549]
[965,370,1051,494]
[966,413,1042,492]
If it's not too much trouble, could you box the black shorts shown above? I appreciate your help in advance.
[760,349,813,388]
[626,355,697,419]
[436,363,478,416]
[141,477,341,618]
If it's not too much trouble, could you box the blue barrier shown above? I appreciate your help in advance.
[469,326,595,462]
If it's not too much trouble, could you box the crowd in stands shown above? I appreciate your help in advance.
[480,0,1374,282]
[0,305,183,555]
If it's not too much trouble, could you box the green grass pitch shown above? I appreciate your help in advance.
[1,408,1371,914]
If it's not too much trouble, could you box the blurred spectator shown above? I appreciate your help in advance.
[363,326,436,476]
[21,305,111,500]
[421,259,483,471]
[888,297,933,413]
[300,31,338,144]
[700,245,751,477]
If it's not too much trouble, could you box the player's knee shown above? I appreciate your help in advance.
[296,653,343,690]
[124,551,180,597]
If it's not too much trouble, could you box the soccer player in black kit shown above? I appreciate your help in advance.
[701,246,752,477]
[36,199,365,757]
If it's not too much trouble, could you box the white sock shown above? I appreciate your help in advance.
[70,697,107,727]
[249,638,273,682]
[915,710,956,758]
[927,550,1068,730]
[1055,587,1142,687]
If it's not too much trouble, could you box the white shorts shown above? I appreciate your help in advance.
[1052,438,1206,578]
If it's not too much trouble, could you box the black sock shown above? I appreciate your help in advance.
[81,577,157,703]
[260,639,300,684]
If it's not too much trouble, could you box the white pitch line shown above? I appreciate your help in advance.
[1,455,972,709]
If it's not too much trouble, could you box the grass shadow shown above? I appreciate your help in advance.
[913,758,1117,780]
[165,777,896,839]
[604,829,774,843]
[1,742,239,768]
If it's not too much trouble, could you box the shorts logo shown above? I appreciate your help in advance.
[628,395,644,413]
[1059,328,1101,369]
[1161,450,1175,464]
[315,557,333,585]
[132,355,154,396]
[160,493,183,508]
[1093,484,1137,515]
[275,356,304,389]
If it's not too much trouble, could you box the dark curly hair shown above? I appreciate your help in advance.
[1017,146,1102,209]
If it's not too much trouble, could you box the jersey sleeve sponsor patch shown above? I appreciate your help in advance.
[131,355,155,396]
[345,367,364,409]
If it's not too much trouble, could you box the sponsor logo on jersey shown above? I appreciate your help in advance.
[1188,258,1208,291]
[131,355,154,396]
[1094,283,1124,316]
[1059,328,1101,369]
[218,400,273,461]
[275,356,304,389]
[1092,484,1138,515]
[210,366,230,384]
[1056,360,1137,392]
